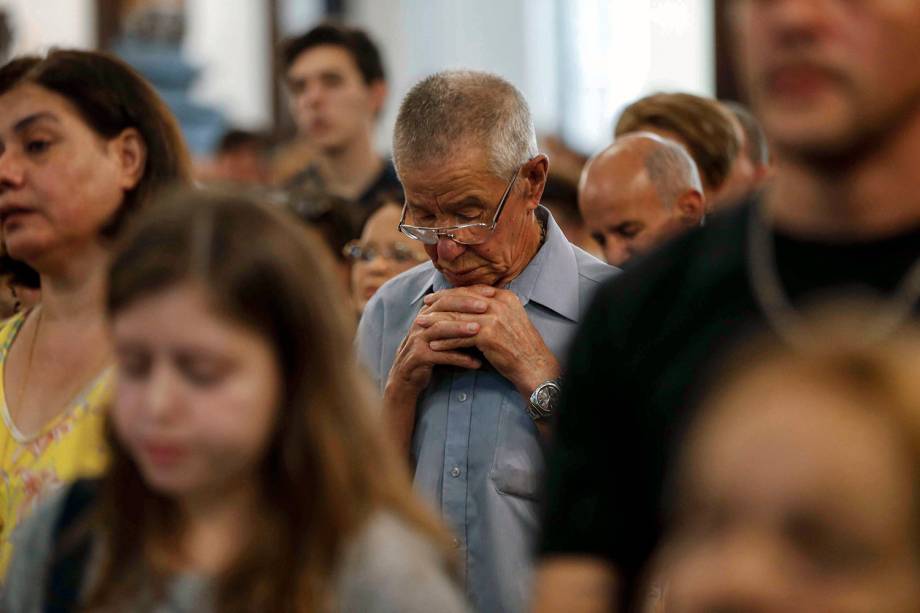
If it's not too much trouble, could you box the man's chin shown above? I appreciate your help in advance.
[440,266,494,287]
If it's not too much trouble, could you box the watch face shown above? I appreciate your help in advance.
[533,381,561,415]
[536,385,556,406]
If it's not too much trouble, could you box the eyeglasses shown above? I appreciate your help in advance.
[397,165,522,245]
[342,240,428,264]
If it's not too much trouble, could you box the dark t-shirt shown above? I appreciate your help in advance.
[538,199,920,608]
[285,158,404,234]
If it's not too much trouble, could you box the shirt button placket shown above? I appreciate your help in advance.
[442,374,474,567]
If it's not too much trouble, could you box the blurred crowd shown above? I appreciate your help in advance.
[1,2,920,612]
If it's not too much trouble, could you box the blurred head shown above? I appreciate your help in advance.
[346,202,426,313]
[717,100,772,207]
[393,70,547,287]
[579,133,704,267]
[730,0,920,164]
[96,189,450,611]
[659,320,920,613]
[541,174,602,257]
[282,23,386,153]
[615,92,740,210]
[211,129,271,186]
[0,50,190,271]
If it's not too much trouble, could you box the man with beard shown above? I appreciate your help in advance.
[534,1,920,611]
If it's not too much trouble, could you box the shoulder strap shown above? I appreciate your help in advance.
[44,479,98,613]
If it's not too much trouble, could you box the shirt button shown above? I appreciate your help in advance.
[450,466,461,478]
[457,392,468,402]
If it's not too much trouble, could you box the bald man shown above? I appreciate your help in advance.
[578,133,705,266]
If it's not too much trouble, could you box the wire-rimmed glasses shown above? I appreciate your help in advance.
[397,166,521,245]
[342,240,428,264]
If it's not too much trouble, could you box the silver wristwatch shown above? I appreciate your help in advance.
[527,378,562,421]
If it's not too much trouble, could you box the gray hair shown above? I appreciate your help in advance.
[640,135,704,207]
[393,70,538,179]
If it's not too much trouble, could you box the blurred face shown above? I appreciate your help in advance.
[213,146,268,186]
[285,45,383,153]
[731,0,920,160]
[399,148,546,287]
[580,159,691,267]
[711,118,758,209]
[0,84,138,269]
[113,283,281,501]
[349,203,427,312]
[660,372,920,612]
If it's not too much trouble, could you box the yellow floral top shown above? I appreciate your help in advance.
[0,311,111,578]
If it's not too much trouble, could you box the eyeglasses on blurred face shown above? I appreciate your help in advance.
[342,240,428,264]
[397,164,523,246]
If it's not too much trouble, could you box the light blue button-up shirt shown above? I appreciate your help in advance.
[357,208,616,612]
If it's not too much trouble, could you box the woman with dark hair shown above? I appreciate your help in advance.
[2,190,467,612]
[0,49,190,575]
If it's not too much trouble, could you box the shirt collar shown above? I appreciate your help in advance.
[409,206,581,321]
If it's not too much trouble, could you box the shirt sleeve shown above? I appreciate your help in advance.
[355,293,387,393]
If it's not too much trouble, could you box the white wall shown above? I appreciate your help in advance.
[350,0,714,155]
[560,0,715,152]
[2,0,95,54]
[183,0,273,130]
[0,0,276,131]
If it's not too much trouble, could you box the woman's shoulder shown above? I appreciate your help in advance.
[336,511,469,613]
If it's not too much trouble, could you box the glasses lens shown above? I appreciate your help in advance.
[342,240,362,261]
[400,225,439,245]
[451,223,490,245]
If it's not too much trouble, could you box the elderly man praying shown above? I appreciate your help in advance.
[356,71,615,613]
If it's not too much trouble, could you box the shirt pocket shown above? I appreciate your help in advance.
[489,395,545,501]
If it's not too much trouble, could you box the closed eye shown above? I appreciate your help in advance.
[614,223,643,239]
[25,140,52,155]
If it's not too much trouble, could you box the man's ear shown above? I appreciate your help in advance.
[111,128,147,192]
[675,189,705,227]
[524,153,550,209]
[368,79,388,120]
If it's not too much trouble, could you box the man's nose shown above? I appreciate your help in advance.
[303,83,326,108]
[605,240,630,268]
[770,0,825,44]
[436,237,466,262]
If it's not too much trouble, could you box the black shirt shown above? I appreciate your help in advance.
[538,199,920,609]
[285,158,403,234]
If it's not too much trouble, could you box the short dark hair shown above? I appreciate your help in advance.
[0,49,191,236]
[281,22,385,84]
[216,128,271,156]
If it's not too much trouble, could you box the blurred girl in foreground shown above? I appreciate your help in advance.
[0,49,189,575]
[2,190,467,612]
[654,314,920,612]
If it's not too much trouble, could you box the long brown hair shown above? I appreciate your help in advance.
[89,189,453,611]
[0,49,191,235]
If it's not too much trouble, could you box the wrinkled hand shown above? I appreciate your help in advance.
[416,285,560,398]
[384,300,484,402]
